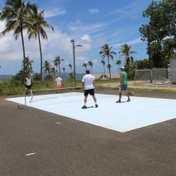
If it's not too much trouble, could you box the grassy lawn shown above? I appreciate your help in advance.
[1,78,176,96]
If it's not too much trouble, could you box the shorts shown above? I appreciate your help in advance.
[25,85,31,89]
[84,89,95,96]
[118,85,128,92]
[56,84,62,88]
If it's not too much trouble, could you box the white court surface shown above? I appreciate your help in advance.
[6,92,176,133]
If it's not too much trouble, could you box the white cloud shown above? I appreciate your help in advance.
[68,20,105,36]
[108,0,149,20]
[81,34,91,42]
[113,37,142,48]
[0,22,24,62]
[128,38,142,45]
[0,20,92,74]
[89,8,99,14]
[44,8,66,18]
[0,0,151,74]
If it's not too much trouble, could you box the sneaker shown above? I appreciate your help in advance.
[115,100,121,103]
[127,99,130,102]
[82,105,87,109]
[95,104,98,108]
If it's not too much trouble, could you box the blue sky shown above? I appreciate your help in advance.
[0,0,153,75]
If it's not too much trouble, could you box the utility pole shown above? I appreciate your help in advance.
[147,26,152,83]
[71,39,82,87]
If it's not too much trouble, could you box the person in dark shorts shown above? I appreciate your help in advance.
[81,69,98,109]
[24,75,32,96]
[116,66,130,103]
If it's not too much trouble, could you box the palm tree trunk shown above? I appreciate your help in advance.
[38,31,43,82]
[108,56,111,79]
[20,27,26,84]
[59,65,61,73]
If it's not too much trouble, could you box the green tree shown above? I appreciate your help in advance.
[116,60,121,72]
[68,64,72,71]
[87,61,93,73]
[139,0,176,69]
[139,0,176,43]
[23,56,34,75]
[118,44,136,72]
[0,0,37,80]
[51,67,56,74]
[53,56,64,73]
[107,64,113,74]
[99,44,116,79]
[43,60,51,74]
[27,9,54,81]
[82,63,87,72]
[68,64,73,79]
[161,38,176,61]
[134,59,150,69]
[101,60,106,76]
[33,73,41,81]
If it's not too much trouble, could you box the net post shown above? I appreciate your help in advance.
[24,88,27,108]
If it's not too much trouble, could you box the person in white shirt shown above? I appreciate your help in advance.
[81,69,98,109]
[55,75,63,88]
[24,75,32,95]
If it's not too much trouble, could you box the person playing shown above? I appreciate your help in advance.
[116,66,130,103]
[24,75,32,96]
[55,74,63,88]
[82,69,98,109]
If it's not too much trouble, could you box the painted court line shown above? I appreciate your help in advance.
[6,92,176,133]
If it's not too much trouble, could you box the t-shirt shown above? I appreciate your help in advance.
[55,77,62,84]
[122,71,127,85]
[25,78,31,86]
[82,74,95,90]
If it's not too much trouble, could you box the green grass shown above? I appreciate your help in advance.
[0,78,176,96]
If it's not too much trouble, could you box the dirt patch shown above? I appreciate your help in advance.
[98,81,176,91]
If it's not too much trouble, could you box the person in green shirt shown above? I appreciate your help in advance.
[116,66,130,103]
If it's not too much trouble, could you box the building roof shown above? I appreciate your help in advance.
[92,72,120,79]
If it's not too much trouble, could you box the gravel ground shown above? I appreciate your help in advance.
[96,81,176,99]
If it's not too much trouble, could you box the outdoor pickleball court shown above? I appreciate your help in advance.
[6,92,176,133]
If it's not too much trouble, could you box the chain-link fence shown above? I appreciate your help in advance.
[134,68,172,85]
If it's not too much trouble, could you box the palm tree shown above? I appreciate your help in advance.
[43,60,51,74]
[53,56,64,73]
[62,67,65,73]
[101,60,106,77]
[50,67,56,74]
[107,64,113,73]
[116,60,121,72]
[68,64,73,79]
[53,57,59,72]
[87,61,93,73]
[68,64,72,72]
[118,44,136,72]
[27,9,54,81]
[82,63,87,72]
[99,44,116,79]
[23,56,34,75]
[0,0,37,81]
